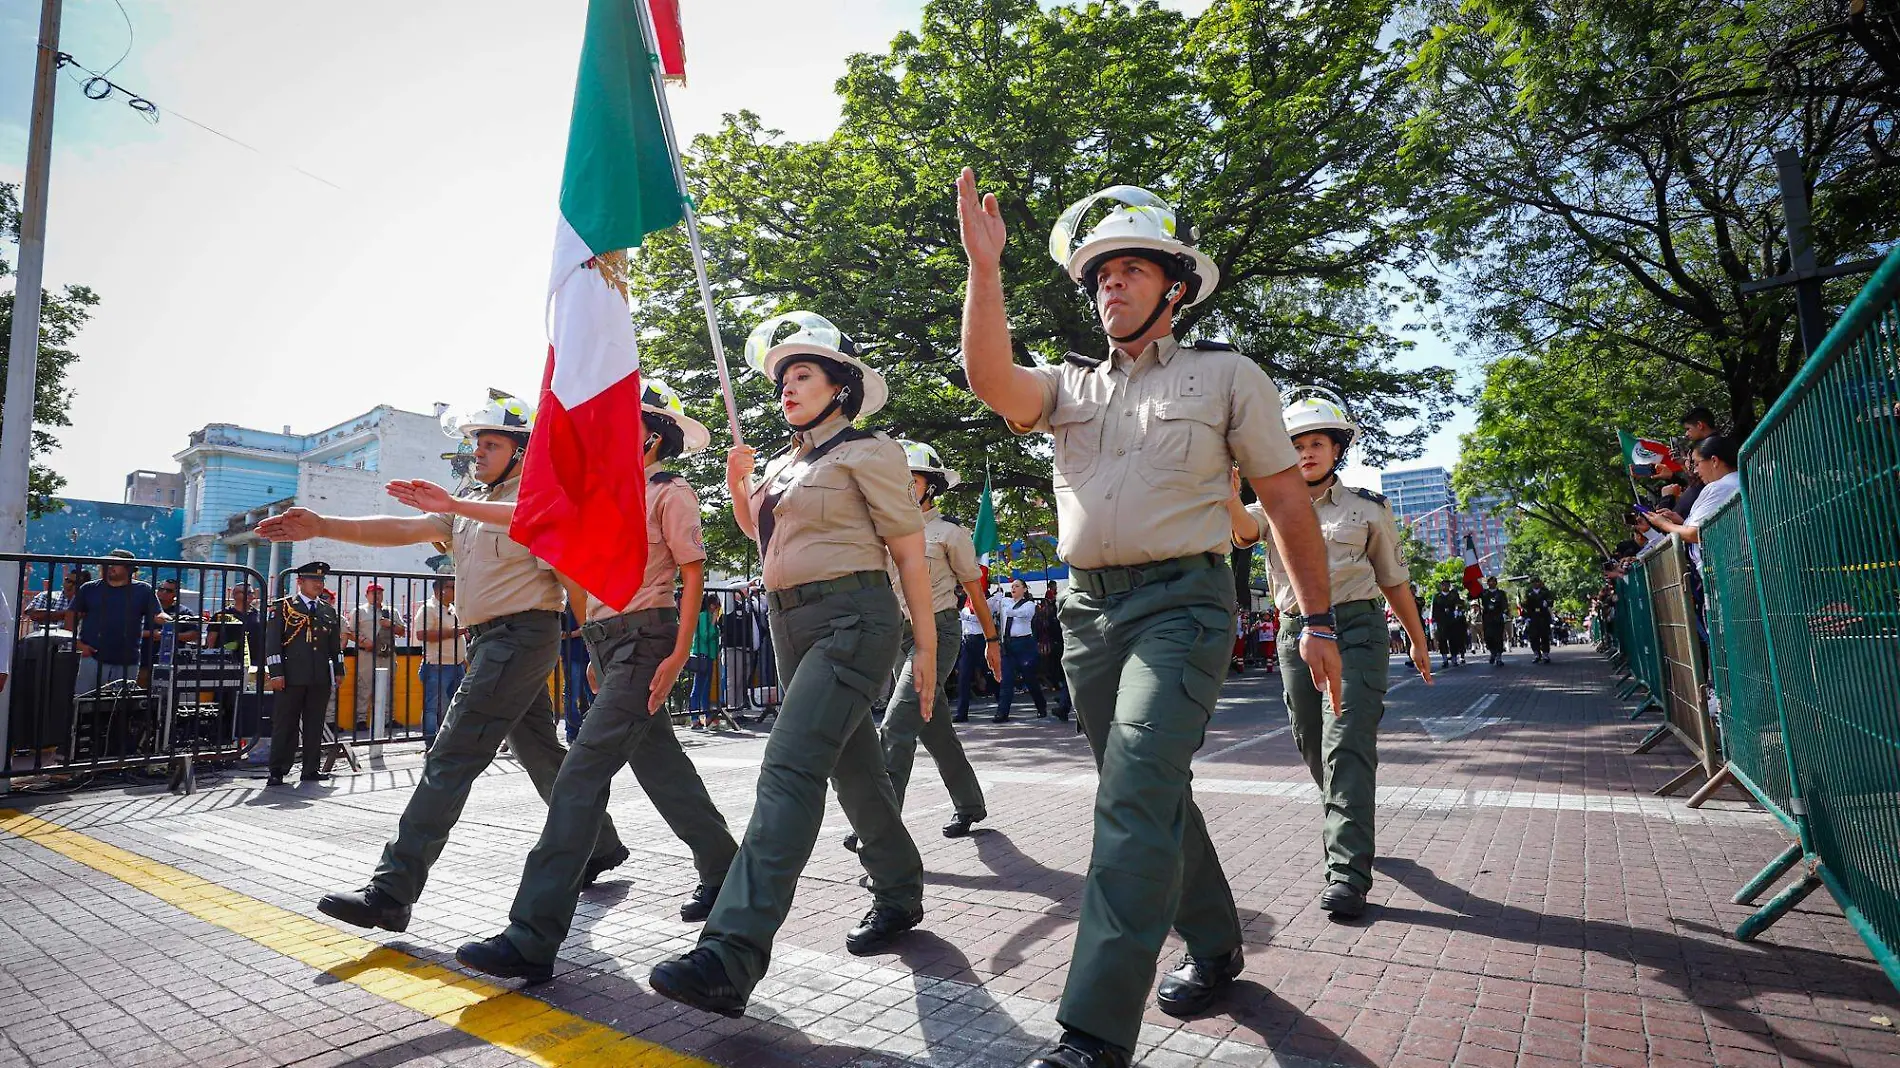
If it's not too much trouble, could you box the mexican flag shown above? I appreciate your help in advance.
[1619,430,1683,478]
[1461,533,1485,599]
[973,471,999,587]
[511,0,684,611]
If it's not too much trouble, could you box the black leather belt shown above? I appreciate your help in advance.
[767,570,890,612]
[1070,552,1225,597]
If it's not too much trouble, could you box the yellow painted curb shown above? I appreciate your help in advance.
[0,810,714,1068]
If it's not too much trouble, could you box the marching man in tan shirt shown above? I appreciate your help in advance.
[257,394,627,935]
[453,380,740,983]
[956,171,1342,1068]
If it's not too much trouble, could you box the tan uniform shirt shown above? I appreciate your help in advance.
[888,507,981,618]
[409,597,466,665]
[424,476,562,628]
[347,604,402,656]
[592,468,707,620]
[1246,482,1406,614]
[750,417,924,591]
[1011,335,1299,570]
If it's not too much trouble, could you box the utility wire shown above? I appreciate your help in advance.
[55,51,345,192]
[99,0,135,76]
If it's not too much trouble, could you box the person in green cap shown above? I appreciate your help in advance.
[453,379,740,983]
[1228,386,1433,921]
[955,168,1342,1068]
[840,438,1000,854]
[648,311,937,1018]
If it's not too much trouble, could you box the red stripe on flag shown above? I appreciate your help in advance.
[510,345,649,611]
[650,0,687,82]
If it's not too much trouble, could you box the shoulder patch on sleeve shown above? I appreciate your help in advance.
[1350,486,1389,506]
[1187,338,1240,352]
[1063,351,1105,368]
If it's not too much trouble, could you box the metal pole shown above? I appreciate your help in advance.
[1773,148,1828,358]
[0,0,63,795]
[629,0,744,447]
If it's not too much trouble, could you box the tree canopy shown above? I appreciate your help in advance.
[0,182,97,518]
[628,0,1458,572]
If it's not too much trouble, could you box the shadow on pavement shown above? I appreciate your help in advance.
[1376,856,1899,1066]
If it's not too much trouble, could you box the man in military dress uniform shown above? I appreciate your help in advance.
[956,170,1342,1068]
[1479,576,1512,666]
[1430,581,1464,669]
[265,561,341,786]
[1523,577,1556,663]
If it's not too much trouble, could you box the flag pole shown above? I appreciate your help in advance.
[631,0,744,447]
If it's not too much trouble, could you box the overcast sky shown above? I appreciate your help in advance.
[1,0,1468,503]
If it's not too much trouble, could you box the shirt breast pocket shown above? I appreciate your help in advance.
[1143,397,1224,476]
[798,463,855,524]
[1050,397,1103,487]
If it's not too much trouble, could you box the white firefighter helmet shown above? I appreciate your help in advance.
[743,311,888,421]
[640,378,711,456]
[443,393,535,442]
[897,439,961,491]
[1048,185,1220,307]
[1282,385,1358,448]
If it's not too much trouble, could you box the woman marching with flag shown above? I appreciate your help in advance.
[649,312,938,1018]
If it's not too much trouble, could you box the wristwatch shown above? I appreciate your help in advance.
[1300,610,1337,630]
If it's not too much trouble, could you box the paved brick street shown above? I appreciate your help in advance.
[2,646,1895,1068]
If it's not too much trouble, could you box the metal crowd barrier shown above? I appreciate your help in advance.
[1612,550,1665,717]
[1605,246,1900,991]
[2,553,267,795]
[1628,535,1720,796]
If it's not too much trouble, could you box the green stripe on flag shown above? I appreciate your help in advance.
[561,0,684,253]
[973,472,998,559]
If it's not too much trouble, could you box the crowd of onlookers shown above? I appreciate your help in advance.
[1589,406,1742,637]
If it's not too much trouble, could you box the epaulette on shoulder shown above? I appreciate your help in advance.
[1062,351,1105,368]
[1186,339,1240,352]
[936,514,964,528]
[648,470,682,484]
[1350,486,1389,506]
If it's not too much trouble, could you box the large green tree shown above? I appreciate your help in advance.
[0,183,97,517]
[1452,345,1718,556]
[1408,0,1898,434]
[629,0,1456,571]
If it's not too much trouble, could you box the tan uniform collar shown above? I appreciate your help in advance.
[1103,333,1181,378]
[794,414,854,451]
[1312,480,1344,506]
[921,505,942,523]
[474,475,520,500]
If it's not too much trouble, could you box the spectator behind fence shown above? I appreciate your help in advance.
[66,549,168,696]
[24,568,88,632]
[688,593,720,730]
[346,583,407,729]
[1647,434,1741,567]
[411,577,466,747]
[1662,406,1720,515]
[560,604,592,742]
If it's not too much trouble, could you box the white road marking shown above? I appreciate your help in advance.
[1413,692,1506,742]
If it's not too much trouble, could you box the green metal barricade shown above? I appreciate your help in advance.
[1699,495,1794,829]
[1631,535,1719,795]
[1724,245,1900,989]
[1616,564,1664,716]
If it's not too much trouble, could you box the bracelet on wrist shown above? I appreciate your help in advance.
[985,636,1000,644]
[1304,629,1339,641]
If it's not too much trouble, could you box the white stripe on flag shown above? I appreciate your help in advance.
[548,215,639,408]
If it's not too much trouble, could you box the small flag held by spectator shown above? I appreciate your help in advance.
[1619,430,1683,478]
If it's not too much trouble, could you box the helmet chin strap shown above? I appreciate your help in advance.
[787,386,850,434]
[481,442,528,487]
[1107,283,1183,345]
[1305,469,1339,490]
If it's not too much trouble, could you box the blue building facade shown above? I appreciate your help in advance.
[25,500,184,560]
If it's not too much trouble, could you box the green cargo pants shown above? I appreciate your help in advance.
[1056,560,1241,1054]
[503,608,738,964]
[698,575,924,995]
[1278,598,1388,893]
[878,608,986,820]
[370,609,624,904]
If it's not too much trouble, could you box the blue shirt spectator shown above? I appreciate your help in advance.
[70,573,164,667]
